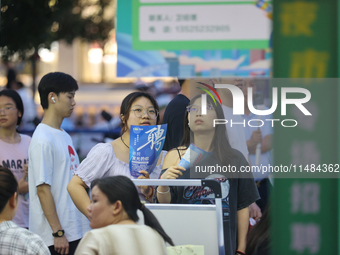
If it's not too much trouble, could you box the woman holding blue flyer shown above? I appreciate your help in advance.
[156,94,260,255]
[68,92,167,218]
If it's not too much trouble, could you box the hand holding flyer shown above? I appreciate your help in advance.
[178,143,212,169]
[129,124,167,177]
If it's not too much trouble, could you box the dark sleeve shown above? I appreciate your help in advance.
[162,96,189,151]
[234,151,260,210]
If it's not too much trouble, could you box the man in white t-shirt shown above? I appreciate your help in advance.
[28,72,90,255]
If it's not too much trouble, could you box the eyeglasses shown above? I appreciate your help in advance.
[130,108,159,119]
[0,106,16,114]
[186,104,214,114]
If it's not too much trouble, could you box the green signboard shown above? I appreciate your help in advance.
[272,0,339,254]
[132,0,271,50]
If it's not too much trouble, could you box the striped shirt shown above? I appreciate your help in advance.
[0,221,50,255]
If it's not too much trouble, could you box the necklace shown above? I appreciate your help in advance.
[121,136,129,149]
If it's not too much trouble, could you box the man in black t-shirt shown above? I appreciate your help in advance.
[162,79,190,151]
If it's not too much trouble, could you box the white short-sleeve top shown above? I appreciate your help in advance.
[74,143,167,201]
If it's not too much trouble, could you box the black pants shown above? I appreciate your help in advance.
[48,239,80,255]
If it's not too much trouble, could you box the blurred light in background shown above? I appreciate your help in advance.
[88,48,103,64]
[38,48,55,63]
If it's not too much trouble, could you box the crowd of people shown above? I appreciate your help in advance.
[0,72,272,255]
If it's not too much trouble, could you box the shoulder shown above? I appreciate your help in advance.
[171,94,189,104]
[165,95,189,111]
[163,146,186,167]
[166,147,185,159]
[4,223,46,245]
[88,143,115,158]
[30,124,53,142]
[19,134,31,143]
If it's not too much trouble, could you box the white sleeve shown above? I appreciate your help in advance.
[74,143,115,188]
[261,113,274,137]
[236,126,249,161]
[29,140,54,187]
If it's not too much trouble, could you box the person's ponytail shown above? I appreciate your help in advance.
[140,204,174,246]
[91,176,174,246]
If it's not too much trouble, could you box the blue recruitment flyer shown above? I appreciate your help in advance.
[179,143,212,169]
[129,124,167,177]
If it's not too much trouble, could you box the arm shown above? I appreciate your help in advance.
[157,165,185,203]
[261,134,272,153]
[249,202,262,221]
[18,164,29,194]
[247,130,272,155]
[237,206,249,253]
[69,143,114,217]
[157,150,184,204]
[37,184,69,255]
[67,175,90,218]
[246,129,262,154]
[18,178,29,194]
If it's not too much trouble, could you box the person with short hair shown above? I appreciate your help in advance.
[28,72,90,255]
[0,89,31,229]
[0,166,50,255]
[75,175,173,255]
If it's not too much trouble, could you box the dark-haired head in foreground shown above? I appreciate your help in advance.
[90,175,174,246]
[0,166,18,217]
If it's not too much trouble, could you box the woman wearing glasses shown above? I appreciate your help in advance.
[68,92,166,218]
[156,94,259,255]
[0,89,31,229]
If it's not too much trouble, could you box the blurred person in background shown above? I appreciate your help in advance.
[162,79,190,151]
[68,92,167,219]
[11,81,38,130]
[0,166,50,255]
[0,89,30,229]
[242,79,273,212]
[5,68,17,89]
[75,176,173,255]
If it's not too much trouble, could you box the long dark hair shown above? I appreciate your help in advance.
[246,206,270,255]
[181,94,236,164]
[0,89,24,125]
[0,166,18,214]
[120,92,160,134]
[91,176,174,246]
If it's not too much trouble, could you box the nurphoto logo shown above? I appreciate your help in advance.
[199,83,312,128]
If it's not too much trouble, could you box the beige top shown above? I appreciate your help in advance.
[75,224,167,255]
